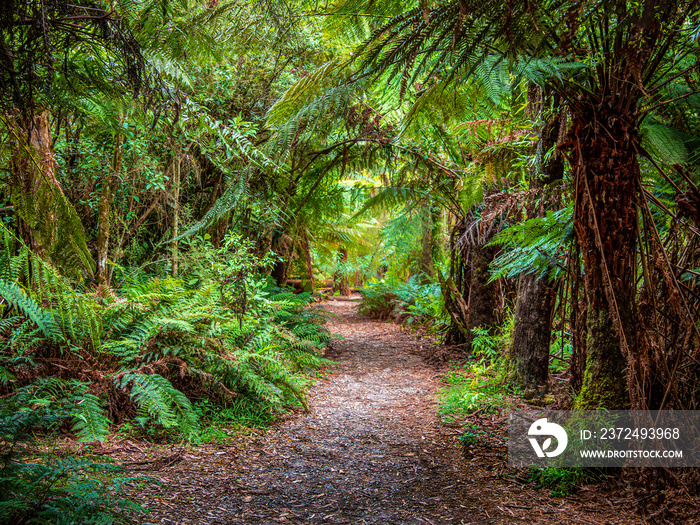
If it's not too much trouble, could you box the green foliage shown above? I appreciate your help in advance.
[549,331,573,374]
[0,231,333,444]
[489,205,574,282]
[0,383,145,524]
[8,379,110,442]
[528,467,589,497]
[459,422,489,447]
[438,320,518,419]
[117,373,199,438]
[358,277,448,330]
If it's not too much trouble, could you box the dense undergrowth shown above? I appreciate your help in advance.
[0,231,332,523]
[357,276,447,332]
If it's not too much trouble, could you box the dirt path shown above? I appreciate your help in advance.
[126,299,642,524]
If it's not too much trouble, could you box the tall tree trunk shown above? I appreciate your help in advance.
[419,204,435,280]
[511,109,565,389]
[563,102,639,409]
[300,230,314,293]
[464,242,499,349]
[11,111,59,256]
[96,132,123,292]
[271,231,292,286]
[171,152,181,276]
[10,111,93,275]
[511,273,558,388]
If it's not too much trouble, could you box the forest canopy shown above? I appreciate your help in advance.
[1,0,700,522]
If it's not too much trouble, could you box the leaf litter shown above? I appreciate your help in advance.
[105,298,646,524]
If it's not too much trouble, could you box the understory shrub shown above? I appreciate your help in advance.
[0,395,146,524]
[0,231,333,443]
[357,276,448,331]
[438,319,518,420]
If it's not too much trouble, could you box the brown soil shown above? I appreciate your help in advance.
[116,299,644,524]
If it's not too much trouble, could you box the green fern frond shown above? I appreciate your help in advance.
[489,204,574,282]
[71,393,110,442]
[117,372,198,434]
[0,279,61,341]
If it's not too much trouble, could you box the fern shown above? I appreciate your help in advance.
[0,279,61,341]
[117,372,199,436]
[489,204,574,282]
[71,393,111,442]
[0,403,145,524]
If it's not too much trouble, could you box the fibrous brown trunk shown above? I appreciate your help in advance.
[442,213,498,350]
[464,242,498,349]
[511,273,558,388]
[511,109,564,389]
[10,111,93,275]
[12,111,59,256]
[562,102,639,409]
[171,153,181,276]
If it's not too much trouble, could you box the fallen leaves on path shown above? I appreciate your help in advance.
[113,299,644,524]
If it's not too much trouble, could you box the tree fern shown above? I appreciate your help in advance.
[489,204,574,282]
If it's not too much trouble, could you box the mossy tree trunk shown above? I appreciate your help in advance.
[12,111,59,256]
[96,132,123,291]
[10,111,93,275]
[563,101,639,410]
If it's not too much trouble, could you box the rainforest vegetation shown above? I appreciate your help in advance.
[1,0,700,523]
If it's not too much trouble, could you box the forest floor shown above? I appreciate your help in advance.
[99,298,648,524]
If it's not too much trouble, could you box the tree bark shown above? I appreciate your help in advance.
[300,230,314,293]
[271,231,292,286]
[562,102,639,409]
[464,242,498,349]
[171,152,181,276]
[511,272,558,388]
[10,111,93,275]
[510,109,564,389]
[96,132,123,291]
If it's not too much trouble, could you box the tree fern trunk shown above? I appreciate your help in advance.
[464,242,498,350]
[564,102,639,409]
[511,109,564,389]
[12,111,57,257]
[10,111,93,275]
[511,272,557,388]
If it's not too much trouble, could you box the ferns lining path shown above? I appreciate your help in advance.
[124,299,641,524]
